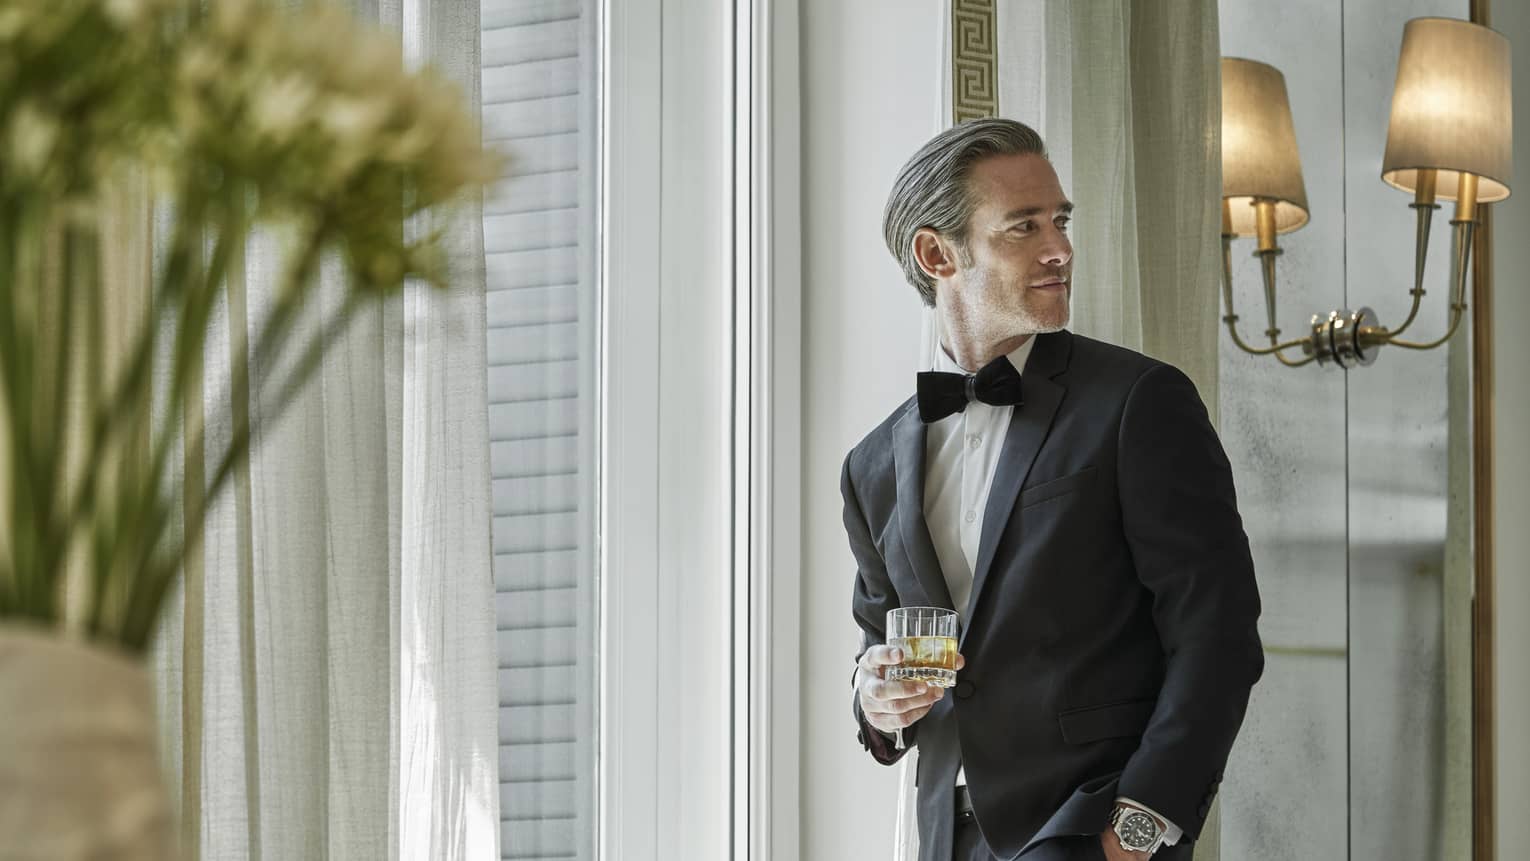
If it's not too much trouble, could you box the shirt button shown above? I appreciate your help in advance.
[965,510,977,524]
[968,435,981,449]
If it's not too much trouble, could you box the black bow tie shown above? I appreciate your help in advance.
[916,355,1024,424]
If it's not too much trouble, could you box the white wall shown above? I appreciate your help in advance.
[798,1,942,857]
[1492,1,1530,852]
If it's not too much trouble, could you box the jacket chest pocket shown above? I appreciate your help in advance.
[1018,466,1097,510]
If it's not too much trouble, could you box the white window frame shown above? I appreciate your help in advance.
[600,0,802,858]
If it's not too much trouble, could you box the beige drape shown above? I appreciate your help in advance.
[132,1,499,858]
[996,0,1224,419]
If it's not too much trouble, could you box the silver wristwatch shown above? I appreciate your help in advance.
[1110,805,1166,854]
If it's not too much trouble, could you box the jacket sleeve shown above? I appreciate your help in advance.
[1114,364,1264,839]
[843,450,915,765]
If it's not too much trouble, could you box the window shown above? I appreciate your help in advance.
[482,1,599,858]
[483,1,798,857]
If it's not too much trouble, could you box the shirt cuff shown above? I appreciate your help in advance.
[1115,796,1183,847]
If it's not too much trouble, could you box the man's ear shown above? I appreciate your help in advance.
[911,227,959,281]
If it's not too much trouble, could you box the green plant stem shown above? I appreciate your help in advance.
[0,198,18,616]
[56,191,207,574]
[118,225,335,648]
[0,197,17,614]
[28,223,92,625]
[93,200,241,633]
[123,286,368,651]
[4,198,49,619]
[53,193,207,636]
[82,220,107,634]
[154,194,243,467]
[68,190,206,638]
[43,223,77,510]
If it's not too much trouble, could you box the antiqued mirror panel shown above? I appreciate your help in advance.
[1218,1,1349,856]
[1217,0,1475,858]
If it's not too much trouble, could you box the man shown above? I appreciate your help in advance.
[844,118,1263,861]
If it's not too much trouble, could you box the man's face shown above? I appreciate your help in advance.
[939,153,1073,345]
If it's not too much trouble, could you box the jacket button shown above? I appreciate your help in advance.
[955,680,976,699]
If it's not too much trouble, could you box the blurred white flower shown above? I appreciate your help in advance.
[8,102,60,178]
[0,0,506,646]
[0,8,27,40]
[320,95,390,147]
[103,0,149,26]
[177,44,222,89]
[211,0,256,39]
[251,75,319,144]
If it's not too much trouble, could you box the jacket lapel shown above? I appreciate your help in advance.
[961,332,1071,645]
[891,403,956,611]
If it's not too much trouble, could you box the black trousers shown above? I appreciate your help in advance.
[952,815,996,861]
[953,818,1108,861]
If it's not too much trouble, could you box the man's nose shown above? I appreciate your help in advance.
[1038,227,1072,268]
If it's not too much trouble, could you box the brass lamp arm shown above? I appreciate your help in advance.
[1221,314,1313,358]
[1220,235,1312,357]
[1383,202,1440,340]
[1384,219,1474,350]
[1221,204,1477,368]
[1272,344,1318,367]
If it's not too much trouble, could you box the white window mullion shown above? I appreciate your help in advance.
[740,2,804,859]
[731,0,755,855]
[761,0,804,857]
[601,0,802,858]
[597,0,662,857]
[602,0,737,858]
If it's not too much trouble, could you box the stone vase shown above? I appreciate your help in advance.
[0,624,175,861]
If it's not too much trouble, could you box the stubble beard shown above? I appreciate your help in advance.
[1015,286,1070,334]
[973,271,1071,343]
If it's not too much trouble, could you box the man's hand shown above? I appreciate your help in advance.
[1097,830,1150,861]
[855,644,965,735]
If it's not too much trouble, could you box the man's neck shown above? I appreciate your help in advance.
[941,333,1033,373]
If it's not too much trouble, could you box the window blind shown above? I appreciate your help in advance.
[482,1,596,859]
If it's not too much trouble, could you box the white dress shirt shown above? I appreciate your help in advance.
[921,338,1181,847]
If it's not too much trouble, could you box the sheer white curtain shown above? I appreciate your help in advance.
[146,1,500,858]
[996,0,1223,414]
[905,1,1225,858]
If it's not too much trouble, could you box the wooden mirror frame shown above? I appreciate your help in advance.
[1470,2,1496,858]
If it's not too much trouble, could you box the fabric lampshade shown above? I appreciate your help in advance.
[1382,17,1513,202]
[1221,57,1311,237]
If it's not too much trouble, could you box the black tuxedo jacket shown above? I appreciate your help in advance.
[843,331,1263,861]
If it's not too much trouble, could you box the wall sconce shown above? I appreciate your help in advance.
[1219,18,1512,369]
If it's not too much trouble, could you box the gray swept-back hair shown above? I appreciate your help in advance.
[882,118,1047,306]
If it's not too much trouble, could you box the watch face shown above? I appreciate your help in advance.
[1118,811,1161,850]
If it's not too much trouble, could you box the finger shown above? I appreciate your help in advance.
[867,702,935,732]
[867,678,931,702]
[864,683,942,714]
[955,653,966,671]
[886,688,944,714]
[858,644,903,671]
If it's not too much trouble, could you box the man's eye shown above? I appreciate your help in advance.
[1012,222,1034,234]
[1055,217,1071,231]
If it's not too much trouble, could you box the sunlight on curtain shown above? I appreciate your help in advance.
[148,1,500,858]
